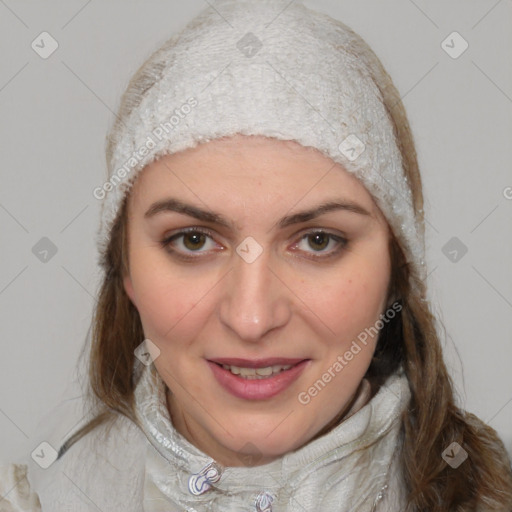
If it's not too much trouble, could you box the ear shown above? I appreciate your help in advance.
[123,274,137,307]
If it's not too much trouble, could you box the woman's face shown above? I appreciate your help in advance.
[123,134,392,466]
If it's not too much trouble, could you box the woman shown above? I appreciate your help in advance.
[1,1,511,510]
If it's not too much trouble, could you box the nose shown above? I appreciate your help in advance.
[218,247,291,342]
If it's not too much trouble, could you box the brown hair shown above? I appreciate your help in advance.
[60,16,512,512]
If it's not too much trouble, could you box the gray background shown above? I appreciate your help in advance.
[1,0,511,465]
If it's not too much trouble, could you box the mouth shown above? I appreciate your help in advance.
[207,358,310,400]
[209,357,306,379]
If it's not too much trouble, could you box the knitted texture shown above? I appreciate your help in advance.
[96,0,426,285]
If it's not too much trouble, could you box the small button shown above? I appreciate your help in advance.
[188,461,222,496]
[255,491,274,511]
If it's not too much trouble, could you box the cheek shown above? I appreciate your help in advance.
[128,257,218,345]
[306,262,389,343]
[128,255,186,334]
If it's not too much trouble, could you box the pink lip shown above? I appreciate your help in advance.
[207,359,310,400]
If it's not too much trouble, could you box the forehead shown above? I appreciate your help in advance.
[128,134,382,220]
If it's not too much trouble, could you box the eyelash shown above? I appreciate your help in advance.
[160,227,348,262]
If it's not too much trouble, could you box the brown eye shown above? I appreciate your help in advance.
[307,232,330,251]
[160,227,222,261]
[182,232,207,251]
[291,230,348,261]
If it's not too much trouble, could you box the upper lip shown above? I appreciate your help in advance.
[208,357,307,368]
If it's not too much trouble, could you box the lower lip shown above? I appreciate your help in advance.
[207,360,310,400]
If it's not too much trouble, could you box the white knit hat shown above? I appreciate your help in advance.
[96,0,426,288]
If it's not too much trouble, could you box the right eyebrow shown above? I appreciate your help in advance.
[145,198,234,228]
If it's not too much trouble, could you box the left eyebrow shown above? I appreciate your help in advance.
[277,200,372,228]
[144,197,372,229]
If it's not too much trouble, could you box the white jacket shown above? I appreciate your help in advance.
[0,364,411,511]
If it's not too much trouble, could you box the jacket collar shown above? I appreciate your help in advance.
[133,362,410,509]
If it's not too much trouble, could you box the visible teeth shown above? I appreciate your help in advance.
[239,367,256,377]
[255,367,273,376]
[220,363,293,379]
